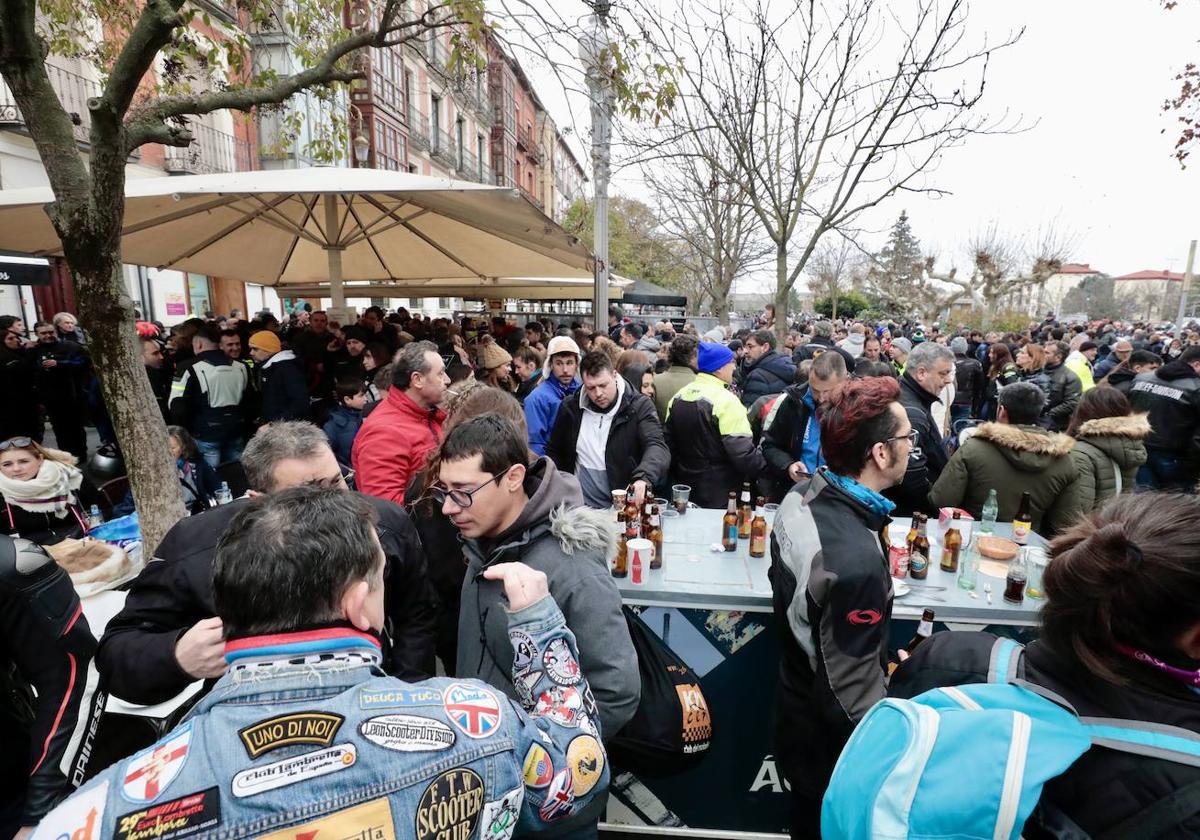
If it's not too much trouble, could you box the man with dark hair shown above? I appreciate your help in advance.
[48,486,609,840]
[762,351,848,498]
[793,320,855,369]
[218,328,242,361]
[1128,344,1200,491]
[31,320,90,462]
[141,336,170,422]
[546,350,670,508]
[97,421,437,706]
[608,303,625,340]
[352,339,449,504]
[653,334,698,420]
[1106,349,1161,393]
[618,321,643,350]
[360,304,399,353]
[169,321,250,467]
[1042,340,1082,431]
[512,345,544,405]
[739,329,797,407]
[931,381,1083,533]
[884,341,955,516]
[769,377,912,838]
[435,415,639,764]
[950,335,984,424]
[862,334,882,362]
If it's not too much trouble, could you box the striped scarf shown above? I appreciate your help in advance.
[0,456,83,517]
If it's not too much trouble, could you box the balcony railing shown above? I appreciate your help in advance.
[519,184,544,210]
[426,38,450,74]
[454,147,494,185]
[165,121,256,174]
[430,127,458,169]
[0,64,99,145]
[409,113,430,152]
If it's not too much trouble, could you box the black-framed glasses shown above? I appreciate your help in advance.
[0,437,33,451]
[429,465,513,509]
[876,430,919,450]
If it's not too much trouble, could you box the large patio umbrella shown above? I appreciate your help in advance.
[0,167,594,308]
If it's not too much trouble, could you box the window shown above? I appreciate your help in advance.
[477,135,486,178]
[374,119,405,171]
[402,70,414,125]
[371,49,403,114]
[455,118,465,169]
[431,95,441,148]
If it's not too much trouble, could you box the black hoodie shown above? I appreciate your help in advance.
[1127,360,1200,460]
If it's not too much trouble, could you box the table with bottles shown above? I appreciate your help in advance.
[611,508,1050,626]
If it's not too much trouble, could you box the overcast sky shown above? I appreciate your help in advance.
[523,1,1200,291]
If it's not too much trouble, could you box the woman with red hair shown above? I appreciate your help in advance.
[768,376,916,839]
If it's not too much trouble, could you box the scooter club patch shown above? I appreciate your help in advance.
[359,714,456,752]
[534,685,583,727]
[509,630,538,671]
[121,723,193,803]
[567,735,605,796]
[521,743,554,788]
[238,711,344,759]
[415,767,485,840]
[115,786,221,840]
[479,784,524,840]
[542,638,581,686]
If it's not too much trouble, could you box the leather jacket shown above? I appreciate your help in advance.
[33,594,609,839]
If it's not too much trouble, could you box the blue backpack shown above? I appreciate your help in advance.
[822,638,1200,839]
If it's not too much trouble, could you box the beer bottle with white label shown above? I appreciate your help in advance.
[749,497,767,558]
[722,492,739,552]
[905,609,936,652]
[613,511,629,577]
[737,481,753,538]
[648,505,663,569]
[1012,491,1032,545]
[909,514,930,580]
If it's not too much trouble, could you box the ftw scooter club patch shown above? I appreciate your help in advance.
[415,767,485,840]
[238,711,345,759]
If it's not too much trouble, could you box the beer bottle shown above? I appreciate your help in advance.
[910,514,930,580]
[624,487,640,529]
[648,505,663,569]
[737,481,753,538]
[905,518,919,559]
[1012,491,1032,545]
[905,609,936,652]
[613,511,629,577]
[940,511,962,573]
[722,492,739,552]
[749,496,767,558]
[642,500,654,539]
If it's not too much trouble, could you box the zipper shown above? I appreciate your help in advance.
[994,711,1031,840]
[941,686,981,710]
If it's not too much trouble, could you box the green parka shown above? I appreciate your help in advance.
[929,422,1083,537]
[1069,413,1151,512]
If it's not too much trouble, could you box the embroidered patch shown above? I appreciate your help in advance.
[115,786,220,840]
[443,682,503,739]
[509,630,538,671]
[542,638,581,686]
[534,685,583,727]
[256,797,395,840]
[539,768,576,821]
[359,714,456,752]
[521,743,554,788]
[414,768,485,840]
[513,669,541,710]
[238,711,344,759]
[479,784,524,840]
[567,735,605,796]
[230,744,356,798]
[359,685,445,710]
[121,723,193,803]
[32,780,108,840]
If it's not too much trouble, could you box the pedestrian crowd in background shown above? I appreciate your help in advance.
[6,297,1200,839]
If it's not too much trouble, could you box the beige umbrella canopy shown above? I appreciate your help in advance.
[0,167,594,307]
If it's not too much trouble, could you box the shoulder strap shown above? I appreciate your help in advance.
[1080,717,1200,767]
[1110,457,1123,496]
[987,636,1025,685]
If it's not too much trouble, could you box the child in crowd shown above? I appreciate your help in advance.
[324,376,367,467]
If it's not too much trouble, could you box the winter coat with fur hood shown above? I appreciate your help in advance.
[456,456,640,740]
[929,421,1084,536]
[1070,413,1151,512]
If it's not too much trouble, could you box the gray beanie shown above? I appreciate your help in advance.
[950,336,969,355]
[813,321,833,338]
[891,337,913,355]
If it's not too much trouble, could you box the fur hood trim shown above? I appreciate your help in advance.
[549,503,618,560]
[971,422,1075,457]
[1075,413,1152,440]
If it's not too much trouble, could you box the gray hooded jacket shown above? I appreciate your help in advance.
[457,457,641,740]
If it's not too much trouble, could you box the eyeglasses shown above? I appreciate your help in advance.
[878,430,919,449]
[304,469,350,489]
[0,437,33,451]
[429,466,513,509]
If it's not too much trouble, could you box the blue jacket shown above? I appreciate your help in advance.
[525,376,580,456]
[324,404,363,467]
[32,594,608,839]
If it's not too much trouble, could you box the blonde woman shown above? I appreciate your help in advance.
[0,437,103,544]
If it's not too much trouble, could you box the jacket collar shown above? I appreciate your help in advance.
[901,372,941,407]
[386,385,447,424]
[970,422,1075,456]
[805,468,893,530]
[261,349,296,369]
[578,371,626,415]
[1074,413,1152,440]
[223,626,382,665]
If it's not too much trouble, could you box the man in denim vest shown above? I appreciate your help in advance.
[32,486,609,840]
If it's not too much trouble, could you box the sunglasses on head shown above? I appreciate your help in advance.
[0,437,33,451]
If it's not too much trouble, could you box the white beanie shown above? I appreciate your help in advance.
[542,335,582,379]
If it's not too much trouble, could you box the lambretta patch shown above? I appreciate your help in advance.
[358,714,456,753]
[230,743,356,798]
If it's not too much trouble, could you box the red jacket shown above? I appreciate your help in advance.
[352,388,446,504]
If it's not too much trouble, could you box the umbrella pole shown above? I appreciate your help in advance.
[324,194,346,311]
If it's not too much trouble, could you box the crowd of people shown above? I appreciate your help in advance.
[4,298,1200,839]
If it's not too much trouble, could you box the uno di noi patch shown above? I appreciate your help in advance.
[115,786,221,840]
[238,712,344,759]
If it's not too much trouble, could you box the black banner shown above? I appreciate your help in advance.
[0,259,51,286]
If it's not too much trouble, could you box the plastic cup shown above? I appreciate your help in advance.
[671,484,692,516]
[1026,546,1048,599]
[627,538,654,584]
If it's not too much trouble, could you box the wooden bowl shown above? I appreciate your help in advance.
[977,535,1018,561]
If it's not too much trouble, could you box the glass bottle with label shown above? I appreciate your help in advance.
[647,505,663,569]
[737,482,753,539]
[749,497,767,558]
[905,609,936,652]
[940,512,962,573]
[1004,548,1028,604]
[905,517,919,559]
[722,492,739,552]
[909,514,930,580]
[613,511,629,577]
[1012,491,1033,545]
[624,488,640,530]
[980,489,999,534]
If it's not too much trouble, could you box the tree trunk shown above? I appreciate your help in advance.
[773,244,789,345]
[67,249,185,553]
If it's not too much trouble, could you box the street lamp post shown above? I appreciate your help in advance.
[579,7,613,331]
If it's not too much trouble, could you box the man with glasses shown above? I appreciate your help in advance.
[884,341,956,517]
[434,414,639,753]
[739,329,796,408]
[768,377,913,839]
[97,421,437,710]
[30,320,90,463]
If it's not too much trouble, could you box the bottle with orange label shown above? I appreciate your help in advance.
[1012,491,1032,545]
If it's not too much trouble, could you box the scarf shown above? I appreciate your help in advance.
[823,469,896,517]
[1118,643,1200,695]
[0,456,83,517]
